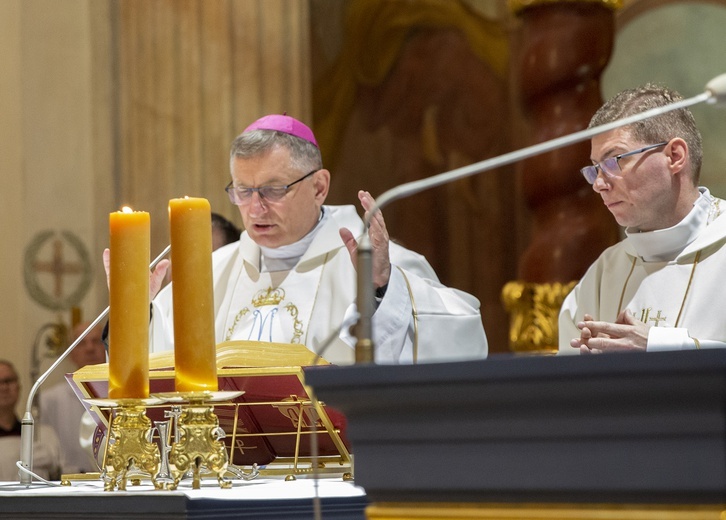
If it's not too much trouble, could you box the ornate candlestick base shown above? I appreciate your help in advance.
[99,398,162,491]
[158,392,237,490]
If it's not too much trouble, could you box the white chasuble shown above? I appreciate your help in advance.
[602,257,702,330]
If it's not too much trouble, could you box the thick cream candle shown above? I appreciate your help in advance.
[168,197,218,392]
[108,207,150,399]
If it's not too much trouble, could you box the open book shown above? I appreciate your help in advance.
[70,341,351,473]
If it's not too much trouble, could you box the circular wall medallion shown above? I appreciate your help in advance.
[23,230,93,311]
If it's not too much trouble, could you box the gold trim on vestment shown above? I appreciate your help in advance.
[224,252,330,344]
[616,256,638,317]
[675,250,701,327]
[618,249,701,329]
[225,308,250,341]
[396,266,419,364]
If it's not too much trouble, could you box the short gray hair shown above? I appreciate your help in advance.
[589,83,703,183]
[0,359,18,378]
[229,130,323,173]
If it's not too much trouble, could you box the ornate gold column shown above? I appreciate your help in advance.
[503,0,621,354]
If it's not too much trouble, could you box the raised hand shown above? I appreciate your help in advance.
[339,190,391,289]
[103,248,170,301]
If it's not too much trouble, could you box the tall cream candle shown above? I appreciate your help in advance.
[169,197,218,392]
[108,207,150,399]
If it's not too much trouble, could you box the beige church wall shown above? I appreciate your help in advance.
[0,0,27,386]
[0,0,111,418]
[112,0,312,262]
[604,0,726,198]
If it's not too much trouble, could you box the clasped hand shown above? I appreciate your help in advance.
[571,309,649,354]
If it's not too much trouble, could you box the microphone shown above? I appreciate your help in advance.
[354,72,726,364]
[18,244,171,486]
[354,235,375,363]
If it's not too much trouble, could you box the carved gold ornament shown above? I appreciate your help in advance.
[502,280,577,354]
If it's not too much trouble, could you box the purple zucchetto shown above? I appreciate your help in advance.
[243,114,318,148]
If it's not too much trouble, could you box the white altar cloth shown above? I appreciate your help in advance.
[0,476,365,499]
[0,477,368,519]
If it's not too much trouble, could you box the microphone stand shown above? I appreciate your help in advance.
[354,72,726,364]
[29,321,68,422]
[354,234,375,363]
[19,244,171,486]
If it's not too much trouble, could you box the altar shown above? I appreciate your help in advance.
[0,478,368,519]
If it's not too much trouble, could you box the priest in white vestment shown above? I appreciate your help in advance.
[143,115,488,364]
[559,83,726,354]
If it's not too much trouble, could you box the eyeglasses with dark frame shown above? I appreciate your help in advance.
[580,141,669,185]
[225,169,320,205]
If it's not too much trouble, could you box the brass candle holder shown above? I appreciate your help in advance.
[87,397,165,491]
[87,391,247,490]
[154,391,243,490]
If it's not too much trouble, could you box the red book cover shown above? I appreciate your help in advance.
[68,341,352,469]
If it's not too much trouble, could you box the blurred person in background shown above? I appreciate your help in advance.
[40,322,106,474]
[0,359,62,480]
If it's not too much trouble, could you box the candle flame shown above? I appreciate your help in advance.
[121,206,133,213]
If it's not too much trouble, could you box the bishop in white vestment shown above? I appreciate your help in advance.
[148,115,488,364]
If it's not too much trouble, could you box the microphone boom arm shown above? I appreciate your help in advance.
[371,90,714,215]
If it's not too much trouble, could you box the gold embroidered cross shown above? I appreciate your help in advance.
[648,310,668,326]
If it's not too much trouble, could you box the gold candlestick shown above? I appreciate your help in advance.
[158,391,240,490]
[101,399,162,491]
